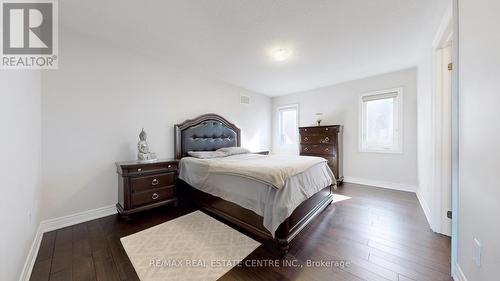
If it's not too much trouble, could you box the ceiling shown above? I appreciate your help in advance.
[60,0,440,96]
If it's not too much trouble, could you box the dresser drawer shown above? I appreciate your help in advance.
[130,172,175,193]
[301,144,335,155]
[299,127,336,136]
[301,134,335,144]
[131,186,175,208]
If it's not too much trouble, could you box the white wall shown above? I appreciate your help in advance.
[0,71,42,281]
[457,0,500,280]
[416,46,438,229]
[41,27,272,220]
[272,68,418,190]
[415,0,451,233]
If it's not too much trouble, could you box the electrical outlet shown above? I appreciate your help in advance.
[473,238,482,267]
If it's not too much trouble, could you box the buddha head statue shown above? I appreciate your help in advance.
[138,128,149,154]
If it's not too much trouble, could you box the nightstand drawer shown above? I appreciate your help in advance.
[116,159,179,220]
[130,172,175,193]
[127,162,177,174]
[131,186,175,208]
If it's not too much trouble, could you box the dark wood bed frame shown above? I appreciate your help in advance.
[174,114,334,254]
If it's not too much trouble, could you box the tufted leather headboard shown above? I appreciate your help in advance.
[174,114,241,159]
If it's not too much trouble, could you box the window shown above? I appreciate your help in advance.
[359,88,403,153]
[278,104,299,145]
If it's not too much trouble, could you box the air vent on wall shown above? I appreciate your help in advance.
[240,95,251,105]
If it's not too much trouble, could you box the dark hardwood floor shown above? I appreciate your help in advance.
[29,183,452,281]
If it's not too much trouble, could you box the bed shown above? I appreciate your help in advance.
[174,114,335,254]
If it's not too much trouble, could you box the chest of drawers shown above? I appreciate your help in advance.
[116,159,178,220]
[299,125,343,184]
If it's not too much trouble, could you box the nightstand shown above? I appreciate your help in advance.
[115,159,178,220]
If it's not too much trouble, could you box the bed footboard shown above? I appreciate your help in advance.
[178,179,333,254]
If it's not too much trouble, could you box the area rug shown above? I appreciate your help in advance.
[120,211,260,281]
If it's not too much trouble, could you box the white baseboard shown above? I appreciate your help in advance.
[18,225,43,281]
[453,264,468,281]
[19,205,117,281]
[416,190,435,231]
[343,176,417,192]
[40,205,117,233]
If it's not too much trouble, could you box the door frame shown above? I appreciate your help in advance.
[431,1,459,274]
[450,0,459,275]
[432,6,453,236]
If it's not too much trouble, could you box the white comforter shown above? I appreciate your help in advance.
[178,153,335,237]
[208,154,328,189]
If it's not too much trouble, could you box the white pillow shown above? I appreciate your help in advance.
[187,151,228,159]
[216,147,251,156]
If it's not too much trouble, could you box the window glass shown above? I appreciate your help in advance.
[360,88,402,153]
[365,97,394,149]
[278,106,298,145]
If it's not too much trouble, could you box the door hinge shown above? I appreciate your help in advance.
[448,63,453,71]
[447,211,452,219]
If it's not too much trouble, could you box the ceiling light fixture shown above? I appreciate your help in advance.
[271,48,292,62]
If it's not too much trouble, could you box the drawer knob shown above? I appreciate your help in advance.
[152,193,159,200]
[322,137,329,143]
[137,168,142,172]
[325,148,329,152]
[151,179,159,186]
[304,137,309,141]
[325,128,329,131]
[167,164,172,168]
[304,147,309,151]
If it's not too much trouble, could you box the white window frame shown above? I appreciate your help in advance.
[359,87,403,153]
[277,104,299,146]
